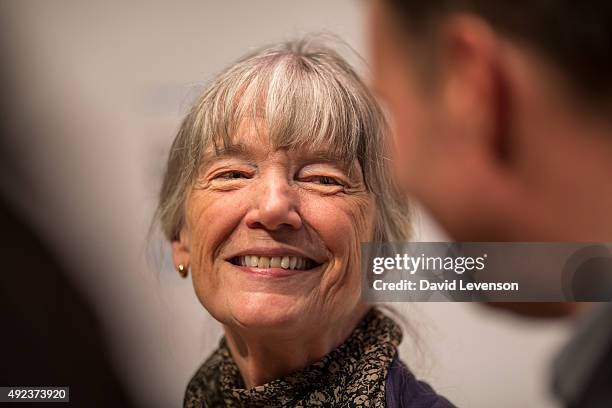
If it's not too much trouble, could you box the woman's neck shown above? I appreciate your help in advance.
[222,304,370,388]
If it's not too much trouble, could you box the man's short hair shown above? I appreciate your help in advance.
[386,0,612,104]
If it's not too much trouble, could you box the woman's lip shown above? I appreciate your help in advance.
[226,247,325,263]
[228,263,323,278]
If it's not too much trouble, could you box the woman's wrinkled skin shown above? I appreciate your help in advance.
[172,119,374,387]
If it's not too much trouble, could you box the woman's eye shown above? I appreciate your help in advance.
[215,171,249,180]
[308,176,343,186]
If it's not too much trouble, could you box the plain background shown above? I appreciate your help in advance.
[1,1,575,407]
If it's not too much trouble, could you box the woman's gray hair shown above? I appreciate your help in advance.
[155,38,411,243]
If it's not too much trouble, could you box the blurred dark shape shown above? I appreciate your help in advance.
[0,196,135,408]
[553,302,612,408]
[574,347,612,408]
[484,302,578,318]
[571,258,612,301]
[0,13,135,407]
[563,244,612,302]
[563,245,612,302]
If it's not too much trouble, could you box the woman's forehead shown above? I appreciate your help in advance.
[207,119,356,164]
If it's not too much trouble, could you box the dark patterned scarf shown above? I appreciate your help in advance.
[184,308,402,407]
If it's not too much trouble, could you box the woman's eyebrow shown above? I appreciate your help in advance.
[299,150,364,180]
[304,150,353,169]
[197,143,258,176]
[203,142,257,161]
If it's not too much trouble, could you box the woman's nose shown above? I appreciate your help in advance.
[245,175,302,231]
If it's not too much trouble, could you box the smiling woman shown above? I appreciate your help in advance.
[154,38,453,407]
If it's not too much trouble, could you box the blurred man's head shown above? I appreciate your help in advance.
[368,0,612,241]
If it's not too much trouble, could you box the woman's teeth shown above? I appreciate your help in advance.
[236,255,314,270]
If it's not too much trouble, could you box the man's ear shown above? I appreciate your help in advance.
[439,14,512,169]
[171,228,190,269]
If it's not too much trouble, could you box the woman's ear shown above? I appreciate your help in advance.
[171,228,191,269]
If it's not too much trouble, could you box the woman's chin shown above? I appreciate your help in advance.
[226,292,309,329]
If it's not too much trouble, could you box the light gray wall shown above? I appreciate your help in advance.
[2,1,573,407]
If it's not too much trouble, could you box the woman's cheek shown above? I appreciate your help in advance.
[304,191,374,238]
[186,190,245,287]
[303,193,375,290]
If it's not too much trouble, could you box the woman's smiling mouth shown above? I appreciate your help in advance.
[226,248,324,277]
[230,255,318,270]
